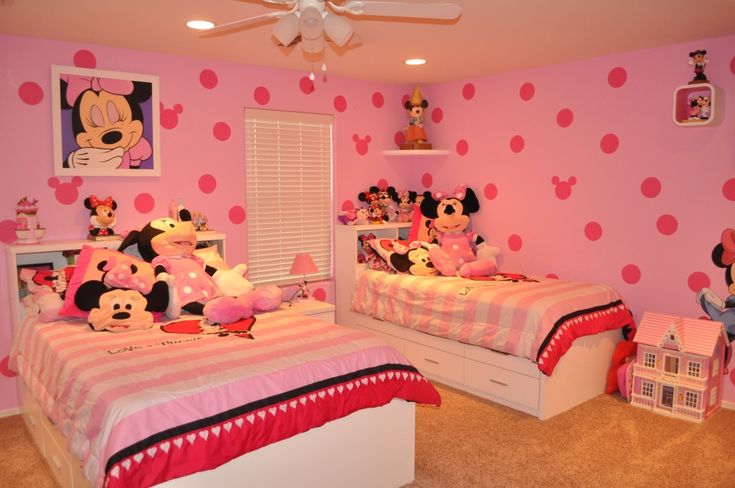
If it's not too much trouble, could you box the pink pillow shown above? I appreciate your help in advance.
[60,245,156,318]
[408,204,435,243]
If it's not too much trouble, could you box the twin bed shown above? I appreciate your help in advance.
[6,236,439,488]
[336,223,635,420]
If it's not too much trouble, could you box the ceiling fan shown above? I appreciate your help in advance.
[207,0,462,55]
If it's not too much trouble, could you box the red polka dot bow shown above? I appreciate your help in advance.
[89,195,114,209]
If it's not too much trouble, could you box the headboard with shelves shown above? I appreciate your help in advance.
[334,222,410,325]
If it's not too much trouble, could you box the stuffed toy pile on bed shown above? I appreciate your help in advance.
[356,184,501,279]
[23,208,282,333]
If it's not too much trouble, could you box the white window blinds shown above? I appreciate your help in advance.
[244,108,333,285]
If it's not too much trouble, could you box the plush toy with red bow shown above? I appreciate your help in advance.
[697,228,735,343]
[84,195,117,239]
[420,185,500,278]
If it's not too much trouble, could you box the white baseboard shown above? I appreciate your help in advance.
[0,407,20,418]
[722,400,735,411]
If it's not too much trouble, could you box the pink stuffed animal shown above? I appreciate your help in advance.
[420,185,499,278]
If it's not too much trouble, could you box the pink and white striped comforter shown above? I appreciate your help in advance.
[10,310,440,488]
[351,270,634,375]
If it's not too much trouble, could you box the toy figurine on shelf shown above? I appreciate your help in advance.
[15,196,45,244]
[400,86,432,150]
[688,49,709,84]
[84,195,120,241]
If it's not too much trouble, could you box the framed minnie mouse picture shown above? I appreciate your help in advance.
[51,65,161,177]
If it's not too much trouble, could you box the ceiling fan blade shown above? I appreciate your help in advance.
[333,1,461,19]
[206,11,289,34]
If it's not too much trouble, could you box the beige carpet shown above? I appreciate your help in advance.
[2,383,735,487]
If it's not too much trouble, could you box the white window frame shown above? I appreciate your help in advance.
[643,351,656,369]
[684,391,698,409]
[641,381,654,398]
[687,360,701,378]
[244,108,333,286]
[710,387,718,406]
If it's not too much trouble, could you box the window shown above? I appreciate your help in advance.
[710,387,718,406]
[687,361,701,378]
[244,108,333,285]
[712,358,719,377]
[684,391,698,409]
[664,355,679,374]
[643,352,656,368]
[641,381,654,397]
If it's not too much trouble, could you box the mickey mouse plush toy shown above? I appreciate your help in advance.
[420,185,500,278]
[84,195,117,238]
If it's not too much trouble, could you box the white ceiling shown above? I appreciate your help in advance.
[1,0,734,84]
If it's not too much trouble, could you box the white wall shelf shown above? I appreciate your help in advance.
[382,149,449,156]
[672,83,716,126]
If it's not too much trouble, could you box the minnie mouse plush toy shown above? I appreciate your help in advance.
[420,185,500,278]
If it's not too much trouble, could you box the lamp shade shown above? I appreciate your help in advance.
[323,13,353,47]
[272,13,299,46]
[298,6,323,40]
[290,253,319,276]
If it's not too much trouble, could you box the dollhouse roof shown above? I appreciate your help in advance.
[635,312,725,358]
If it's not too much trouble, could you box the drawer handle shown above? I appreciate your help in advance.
[424,358,440,365]
[489,379,508,387]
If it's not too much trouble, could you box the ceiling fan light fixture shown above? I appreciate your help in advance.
[322,13,354,47]
[186,20,215,30]
[405,58,427,66]
[272,13,300,46]
[298,6,324,40]
[302,33,325,54]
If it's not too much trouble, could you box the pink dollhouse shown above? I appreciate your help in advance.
[630,312,728,422]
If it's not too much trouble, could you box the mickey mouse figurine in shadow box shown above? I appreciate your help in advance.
[84,194,120,240]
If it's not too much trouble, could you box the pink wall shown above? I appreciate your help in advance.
[1,33,734,412]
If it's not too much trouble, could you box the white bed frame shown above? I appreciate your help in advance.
[6,235,416,488]
[336,223,620,420]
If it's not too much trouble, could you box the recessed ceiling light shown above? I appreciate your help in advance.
[405,58,427,66]
[186,20,215,30]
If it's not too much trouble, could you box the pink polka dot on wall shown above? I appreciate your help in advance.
[607,67,627,88]
[376,178,389,190]
[299,76,315,95]
[199,69,218,89]
[456,139,469,156]
[584,221,603,241]
[160,103,183,130]
[18,81,43,105]
[213,122,231,141]
[421,173,433,188]
[640,177,661,198]
[656,214,678,235]
[73,50,96,68]
[519,82,535,101]
[621,264,641,284]
[198,174,217,194]
[254,86,270,106]
[48,176,83,205]
[134,193,155,214]
[401,94,410,106]
[508,234,523,251]
[394,131,406,146]
[483,183,498,200]
[333,95,347,112]
[556,108,573,128]
[0,356,17,378]
[313,288,327,301]
[545,273,559,279]
[509,135,525,153]
[431,107,443,124]
[0,220,17,244]
[462,83,476,100]
[341,200,355,211]
[687,271,710,293]
[730,56,735,75]
[229,205,246,225]
[372,92,384,108]
[600,133,619,154]
[722,178,735,201]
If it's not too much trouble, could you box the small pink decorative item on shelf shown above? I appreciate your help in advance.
[15,196,45,244]
[289,253,319,301]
